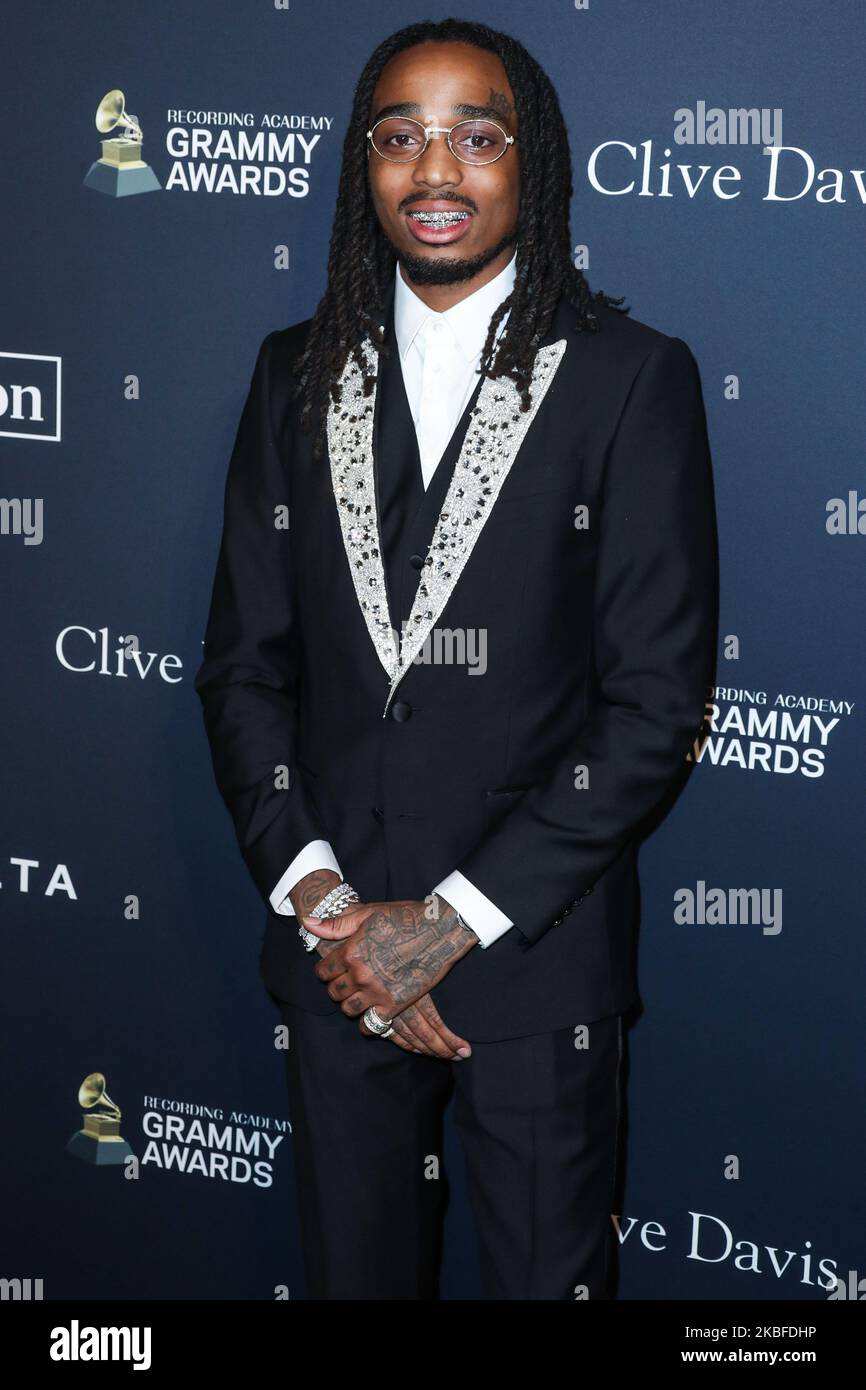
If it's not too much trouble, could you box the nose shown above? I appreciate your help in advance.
[412,131,463,187]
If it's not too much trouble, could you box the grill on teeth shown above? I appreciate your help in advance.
[411,210,469,224]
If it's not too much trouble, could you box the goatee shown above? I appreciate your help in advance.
[385,227,517,286]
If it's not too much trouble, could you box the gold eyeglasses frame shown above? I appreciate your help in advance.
[366,116,516,166]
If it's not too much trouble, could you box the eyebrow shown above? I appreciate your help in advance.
[370,100,512,126]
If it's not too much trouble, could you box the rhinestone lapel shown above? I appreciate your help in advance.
[326,334,568,717]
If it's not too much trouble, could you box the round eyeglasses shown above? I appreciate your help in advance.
[367,117,515,166]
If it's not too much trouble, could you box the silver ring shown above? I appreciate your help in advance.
[363,1006,394,1036]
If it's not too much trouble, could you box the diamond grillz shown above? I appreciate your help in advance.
[410,210,470,224]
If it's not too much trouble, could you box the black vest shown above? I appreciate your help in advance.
[372,294,486,636]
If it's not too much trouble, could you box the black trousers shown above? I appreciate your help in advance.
[279,999,624,1300]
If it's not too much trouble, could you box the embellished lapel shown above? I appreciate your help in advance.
[326,300,568,717]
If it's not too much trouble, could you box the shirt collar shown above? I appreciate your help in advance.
[393,247,517,365]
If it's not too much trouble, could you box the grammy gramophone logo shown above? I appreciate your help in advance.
[66,1072,135,1166]
[83,89,161,197]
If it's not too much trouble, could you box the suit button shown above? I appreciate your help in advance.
[391,700,412,722]
[409,553,425,570]
[371,805,384,823]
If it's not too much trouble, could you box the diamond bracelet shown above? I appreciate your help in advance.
[298,881,360,952]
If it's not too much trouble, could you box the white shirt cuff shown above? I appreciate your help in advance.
[431,870,514,948]
[269,840,342,916]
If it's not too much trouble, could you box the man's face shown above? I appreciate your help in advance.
[366,40,520,286]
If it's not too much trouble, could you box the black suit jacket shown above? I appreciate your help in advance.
[194,287,719,1041]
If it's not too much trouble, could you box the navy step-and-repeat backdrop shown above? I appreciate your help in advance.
[2,0,863,1302]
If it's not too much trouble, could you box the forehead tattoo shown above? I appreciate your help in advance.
[488,87,514,120]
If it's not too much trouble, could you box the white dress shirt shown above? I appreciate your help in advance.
[394,248,517,488]
[270,250,519,948]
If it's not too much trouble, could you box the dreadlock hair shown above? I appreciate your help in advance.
[292,16,629,461]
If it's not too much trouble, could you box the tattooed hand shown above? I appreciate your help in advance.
[311,937,471,1060]
[384,991,473,1060]
[306,893,478,1029]
[289,877,473,1057]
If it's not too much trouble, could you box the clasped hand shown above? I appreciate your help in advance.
[302,896,476,1059]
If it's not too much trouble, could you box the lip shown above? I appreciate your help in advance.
[404,202,474,245]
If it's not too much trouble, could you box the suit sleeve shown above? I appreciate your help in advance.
[193,331,330,911]
[452,334,719,947]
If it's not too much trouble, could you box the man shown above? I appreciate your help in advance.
[194,17,718,1300]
